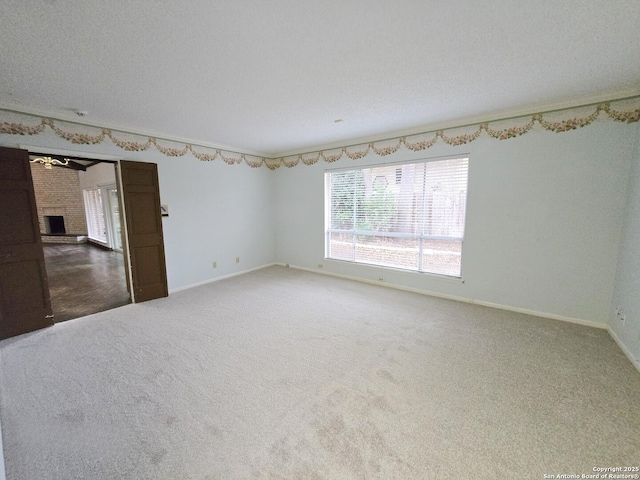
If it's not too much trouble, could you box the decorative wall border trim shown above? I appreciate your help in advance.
[1,98,639,169]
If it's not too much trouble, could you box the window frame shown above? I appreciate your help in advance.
[324,155,469,279]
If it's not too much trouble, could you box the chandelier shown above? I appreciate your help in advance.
[30,156,70,169]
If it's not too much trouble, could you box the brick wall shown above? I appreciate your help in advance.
[30,163,88,235]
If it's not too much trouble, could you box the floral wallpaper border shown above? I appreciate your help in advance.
[1,99,639,170]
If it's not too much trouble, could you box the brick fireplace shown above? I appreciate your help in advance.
[30,162,88,244]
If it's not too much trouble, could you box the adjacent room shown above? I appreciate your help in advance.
[0,1,639,479]
[29,156,130,322]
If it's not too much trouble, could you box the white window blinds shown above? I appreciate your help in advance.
[83,188,107,243]
[325,157,469,277]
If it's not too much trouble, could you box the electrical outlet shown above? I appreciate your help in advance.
[317,263,323,268]
[378,277,384,282]
[235,256,240,263]
[212,261,217,268]
[620,314,626,325]
[285,263,290,268]
[615,305,621,315]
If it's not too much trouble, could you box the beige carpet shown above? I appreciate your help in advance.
[1,266,639,479]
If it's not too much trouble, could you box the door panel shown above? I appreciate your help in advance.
[120,160,168,303]
[126,168,155,186]
[0,147,53,339]
[2,260,50,311]
[135,245,164,285]
[1,189,38,244]
[129,192,161,234]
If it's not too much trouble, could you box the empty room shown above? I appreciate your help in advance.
[1,1,639,479]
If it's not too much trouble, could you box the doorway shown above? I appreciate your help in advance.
[1,147,168,340]
[29,155,131,322]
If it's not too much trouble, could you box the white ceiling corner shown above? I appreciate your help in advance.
[1,0,639,157]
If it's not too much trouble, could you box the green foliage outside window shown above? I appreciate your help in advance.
[330,170,396,233]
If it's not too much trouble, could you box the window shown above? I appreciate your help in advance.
[83,185,123,250]
[325,156,469,277]
[83,188,107,243]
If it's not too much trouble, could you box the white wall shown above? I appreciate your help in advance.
[0,134,276,293]
[275,121,636,326]
[610,122,640,369]
[78,162,116,189]
[155,155,275,291]
[1,117,636,327]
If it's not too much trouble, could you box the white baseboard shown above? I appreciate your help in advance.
[169,262,640,372]
[607,327,640,374]
[470,299,606,329]
[168,263,276,294]
[277,263,607,330]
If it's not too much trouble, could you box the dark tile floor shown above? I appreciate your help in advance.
[43,243,131,323]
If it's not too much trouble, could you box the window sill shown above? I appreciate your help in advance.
[323,258,465,284]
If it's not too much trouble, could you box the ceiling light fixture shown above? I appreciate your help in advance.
[30,156,69,169]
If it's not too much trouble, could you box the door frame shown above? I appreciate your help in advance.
[1,145,169,340]
[114,161,134,301]
[17,144,168,303]
[19,145,147,303]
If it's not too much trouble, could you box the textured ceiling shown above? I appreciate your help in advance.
[1,1,639,156]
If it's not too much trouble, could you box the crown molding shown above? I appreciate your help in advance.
[271,86,640,158]
[2,85,639,162]
[0,102,270,158]
[18,144,121,161]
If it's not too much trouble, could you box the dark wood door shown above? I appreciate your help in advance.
[120,160,168,302]
[0,147,54,339]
